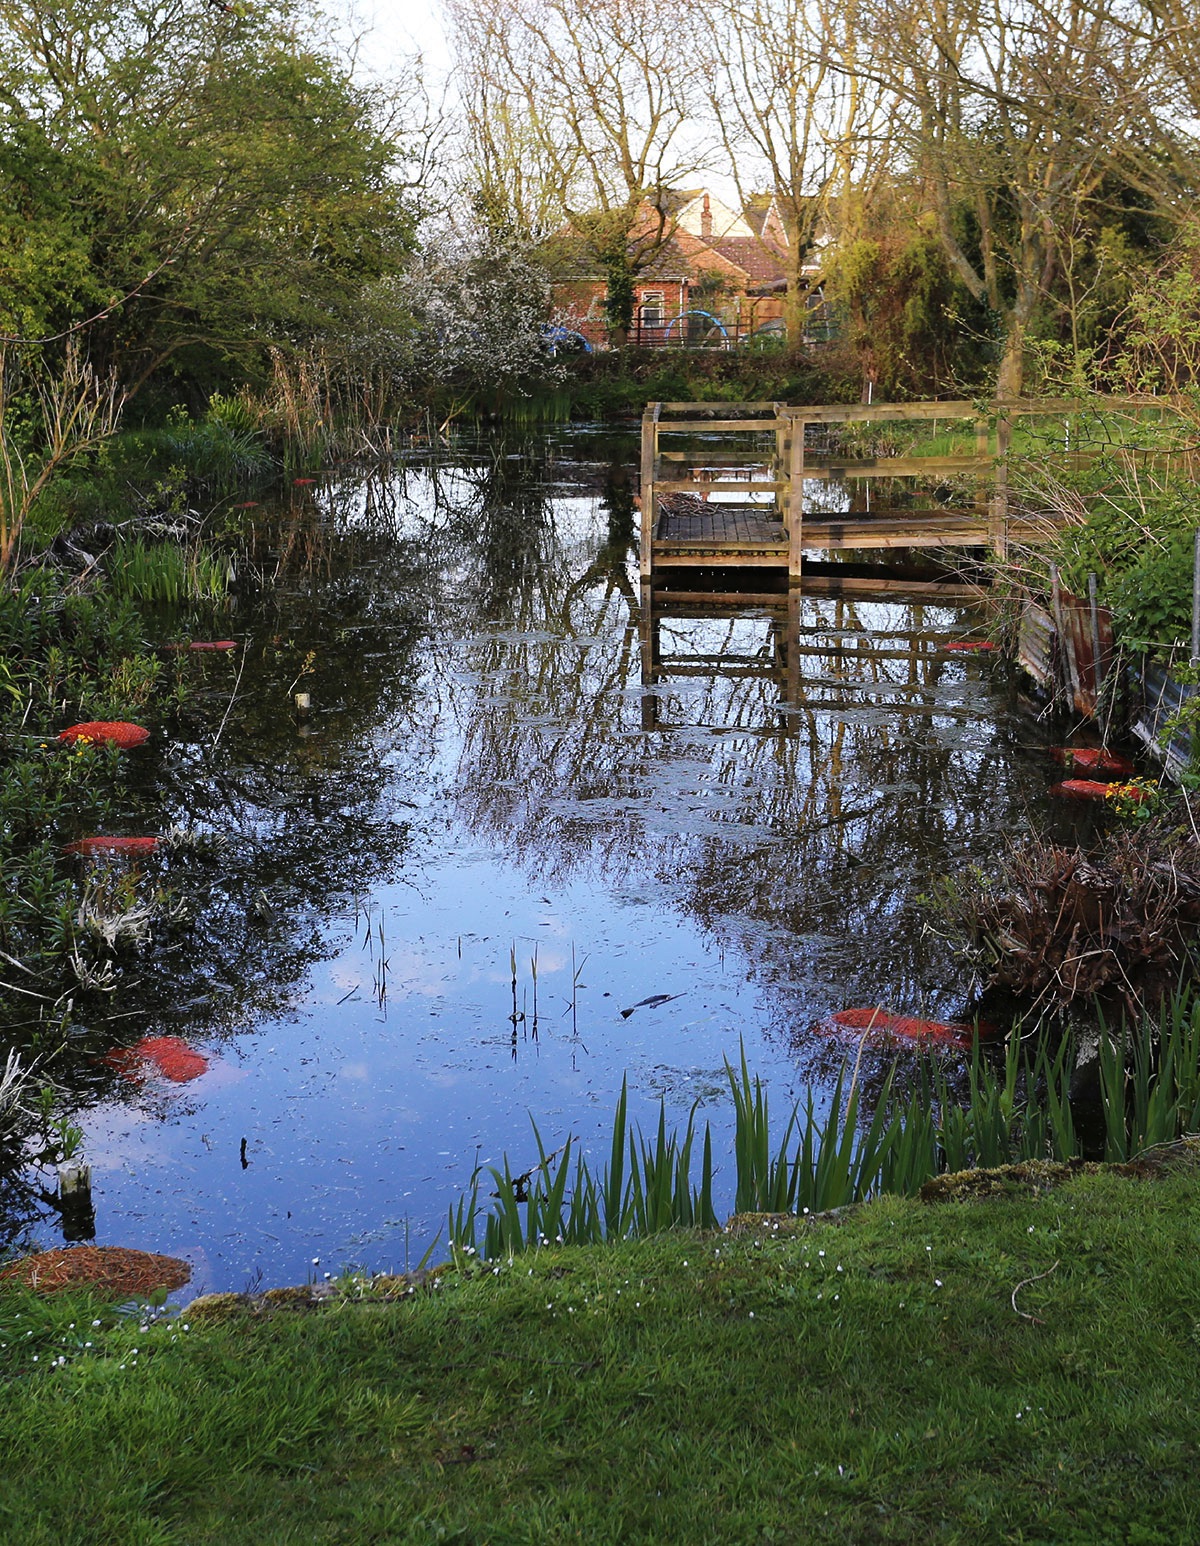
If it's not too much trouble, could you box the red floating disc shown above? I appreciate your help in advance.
[945,640,996,653]
[1050,779,1113,801]
[103,1035,208,1084]
[292,477,316,486]
[826,1006,990,1048]
[64,836,159,857]
[58,721,150,749]
[1049,747,1135,779]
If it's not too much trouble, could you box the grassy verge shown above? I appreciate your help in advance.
[2,1160,1198,1543]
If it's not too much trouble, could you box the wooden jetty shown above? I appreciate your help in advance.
[639,397,1136,584]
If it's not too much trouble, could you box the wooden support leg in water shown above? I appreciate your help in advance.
[785,587,802,724]
[639,584,660,732]
[788,414,805,586]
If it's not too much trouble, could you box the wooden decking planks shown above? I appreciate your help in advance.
[657,503,784,546]
[654,500,1027,554]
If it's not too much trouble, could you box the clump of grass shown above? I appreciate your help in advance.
[106,537,230,605]
[451,990,1200,1259]
[451,1078,717,1261]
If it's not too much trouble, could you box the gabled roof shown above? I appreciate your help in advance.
[709,237,787,286]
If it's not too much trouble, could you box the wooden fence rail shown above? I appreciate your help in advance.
[639,396,1153,584]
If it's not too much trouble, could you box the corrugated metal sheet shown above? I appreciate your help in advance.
[1130,660,1200,779]
[1059,586,1113,716]
[1016,587,1112,712]
[1017,603,1055,690]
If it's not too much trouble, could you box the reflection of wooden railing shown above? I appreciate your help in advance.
[639,396,1150,584]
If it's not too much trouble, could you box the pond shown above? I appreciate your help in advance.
[12,428,1085,1295]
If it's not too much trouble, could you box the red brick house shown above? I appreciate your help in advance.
[551,190,813,348]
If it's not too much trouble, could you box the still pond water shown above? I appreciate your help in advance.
[28,429,1087,1295]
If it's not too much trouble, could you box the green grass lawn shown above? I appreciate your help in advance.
[3,1164,1199,1544]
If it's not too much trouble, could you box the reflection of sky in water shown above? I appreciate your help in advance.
[50,436,1079,1295]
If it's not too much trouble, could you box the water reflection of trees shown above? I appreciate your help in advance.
[430,463,1039,1025]
[1,432,1047,1245]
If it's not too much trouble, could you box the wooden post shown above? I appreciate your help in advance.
[788,412,805,585]
[773,403,787,522]
[990,411,1012,559]
[974,415,989,528]
[639,403,661,583]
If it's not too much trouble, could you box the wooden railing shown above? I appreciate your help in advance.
[639,397,1154,582]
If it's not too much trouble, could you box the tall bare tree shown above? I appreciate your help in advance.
[862,0,1178,398]
[699,0,897,349]
[447,0,706,339]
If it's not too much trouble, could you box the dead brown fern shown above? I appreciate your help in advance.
[952,798,1200,1015]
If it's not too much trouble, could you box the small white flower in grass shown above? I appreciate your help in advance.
[749,1311,755,1319]
[836,1265,842,1273]
[1028,1226,1035,1233]
[92,1320,101,1328]
[819,1250,825,1258]
[934,1279,942,1288]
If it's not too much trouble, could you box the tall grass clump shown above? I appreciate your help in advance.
[106,537,230,605]
[450,995,1200,1260]
[450,1079,717,1261]
[132,402,273,490]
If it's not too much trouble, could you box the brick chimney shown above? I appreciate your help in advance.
[701,193,713,241]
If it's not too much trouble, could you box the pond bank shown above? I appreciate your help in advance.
[2,1154,1198,1543]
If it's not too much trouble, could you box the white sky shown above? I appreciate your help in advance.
[334,2,454,82]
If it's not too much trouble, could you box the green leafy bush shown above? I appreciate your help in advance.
[1107,529,1200,652]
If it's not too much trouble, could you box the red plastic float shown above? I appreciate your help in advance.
[58,721,149,749]
[1050,778,1117,801]
[945,640,995,653]
[64,836,159,857]
[824,1006,993,1049]
[164,640,238,652]
[103,1035,209,1084]
[1049,746,1135,779]
[292,477,316,485]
